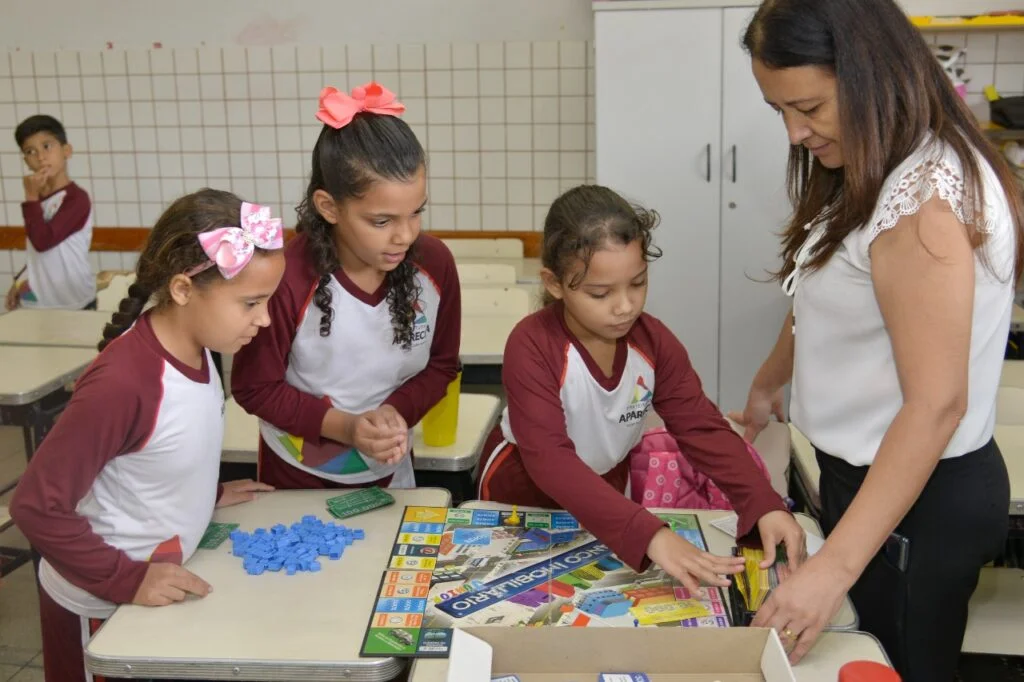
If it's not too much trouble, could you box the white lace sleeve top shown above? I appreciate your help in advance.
[787,136,1017,466]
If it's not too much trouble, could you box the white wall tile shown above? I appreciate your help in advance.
[198,48,221,74]
[508,205,533,230]
[399,44,424,70]
[11,77,36,101]
[426,44,452,70]
[374,44,400,71]
[506,42,531,69]
[10,52,33,77]
[271,46,297,72]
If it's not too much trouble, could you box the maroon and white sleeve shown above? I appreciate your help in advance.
[10,346,159,604]
[503,310,665,572]
[231,235,332,443]
[383,235,462,426]
[640,316,788,539]
[22,183,92,252]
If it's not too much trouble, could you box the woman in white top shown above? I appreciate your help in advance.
[729,1,1020,679]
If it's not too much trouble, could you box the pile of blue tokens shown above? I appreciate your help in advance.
[230,515,365,576]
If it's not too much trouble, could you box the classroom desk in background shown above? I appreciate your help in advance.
[460,316,520,385]
[0,346,96,460]
[453,257,542,285]
[85,488,451,682]
[222,398,258,465]
[0,309,109,348]
[221,395,503,502]
[412,393,503,502]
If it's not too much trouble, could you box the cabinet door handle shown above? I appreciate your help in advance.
[731,145,737,184]
[706,143,712,183]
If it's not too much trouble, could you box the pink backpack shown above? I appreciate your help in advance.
[628,427,771,510]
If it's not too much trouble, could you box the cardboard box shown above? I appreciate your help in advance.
[446,626,797,682]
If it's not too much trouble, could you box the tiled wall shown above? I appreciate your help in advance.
[928,31,1024,120]
[0,41,596,277]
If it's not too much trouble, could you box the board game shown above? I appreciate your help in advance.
[360,506,732,658]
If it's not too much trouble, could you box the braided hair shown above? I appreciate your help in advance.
[99,188,262,351]
[295,112,426,348]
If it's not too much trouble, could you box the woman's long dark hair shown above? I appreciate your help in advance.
[744,0,1024,282]
[296,113,426,348]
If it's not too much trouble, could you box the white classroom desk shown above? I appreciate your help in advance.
[0,346,96,459]
[222,397,258,464]
[1003,359,1024,389]
[412,393,502,472]
[409,503,864,681]
[0,308,109,348]
[221,394,504,474]
[454,257,542,284]
[962,566,1024,656]
[409,631,889,682]
[457,501,858,630]
[85,488,451,681]
[460,315,519,365]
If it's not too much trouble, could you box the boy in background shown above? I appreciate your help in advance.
[6,115,95,311]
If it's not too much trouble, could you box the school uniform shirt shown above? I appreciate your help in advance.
[788,136,1016,466]
[20,182,95,309]
[480,303,787,571]
[10,313,225,619]
[231,232,461,486]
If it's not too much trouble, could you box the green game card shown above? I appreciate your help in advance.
[197,522,239,550]
[326,487,395,519]
[363,627,419,656]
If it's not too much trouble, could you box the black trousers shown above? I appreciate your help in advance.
[816,439,1009,682]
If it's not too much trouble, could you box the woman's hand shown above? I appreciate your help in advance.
[752,554,852,663]
[646,527,745,593]
[728,386,786,442]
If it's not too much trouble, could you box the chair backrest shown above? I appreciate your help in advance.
[457,263,518,285]
[442,238,524,258]
[97,273,136,312]
[461,286,531,316]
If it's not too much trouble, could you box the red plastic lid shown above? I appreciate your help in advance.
[839,661,901,682]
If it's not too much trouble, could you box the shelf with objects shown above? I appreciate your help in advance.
[911,13,1024,31]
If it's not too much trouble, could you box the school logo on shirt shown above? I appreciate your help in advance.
[411,299,431,347]
[619,375,653,424]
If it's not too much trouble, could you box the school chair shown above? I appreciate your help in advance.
[442,237,524,259]
[457,263,518,286]
[97,273,136,312]
[460,286,531,317]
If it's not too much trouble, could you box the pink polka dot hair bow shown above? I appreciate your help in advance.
[316,82,406,129]
[189,202,284,279]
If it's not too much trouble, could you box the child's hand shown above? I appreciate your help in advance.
[352,406,408,465]
[132,563,211,606]
[22,170,49,202]
[216,479,274,508]
[646,527,745,593]
[4,283,20,311]
[756,510,807,569]
[727,386,786,443]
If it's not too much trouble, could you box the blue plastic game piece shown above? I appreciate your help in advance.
[231,517,365,576]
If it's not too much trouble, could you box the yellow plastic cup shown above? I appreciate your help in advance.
[422,371,462,447]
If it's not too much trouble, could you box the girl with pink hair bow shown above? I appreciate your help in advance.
[11,188,286,682]
[232,83,462,492]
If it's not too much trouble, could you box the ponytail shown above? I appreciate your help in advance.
[98,282,152,351]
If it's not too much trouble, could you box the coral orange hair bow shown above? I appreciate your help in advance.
[315,82,406,129]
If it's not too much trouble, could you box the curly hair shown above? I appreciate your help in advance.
[99,188,268,351]
[540,184,663,306]
[296,112,426,348]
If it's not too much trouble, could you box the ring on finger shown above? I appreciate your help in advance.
[782,627,797,640]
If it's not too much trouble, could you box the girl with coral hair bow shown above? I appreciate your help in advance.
[232,83,462,492]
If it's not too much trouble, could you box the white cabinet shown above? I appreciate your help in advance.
[595,3,791,411]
